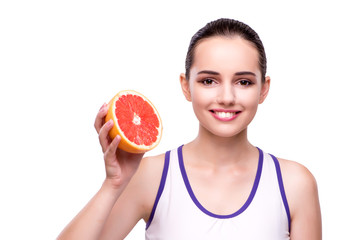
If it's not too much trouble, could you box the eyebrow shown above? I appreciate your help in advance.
[197,70,256,77]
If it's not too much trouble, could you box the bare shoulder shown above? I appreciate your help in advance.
[138,153,166,171]
[277,158,318,197]
[99,152,167,239]
[131,152,167,190]
[277,158,322,239]
[136,153,167,187]
[129,153,167,218]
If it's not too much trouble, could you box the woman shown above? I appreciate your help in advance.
[58,18,321,239]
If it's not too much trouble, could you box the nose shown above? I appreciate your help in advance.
[217,83,235,106]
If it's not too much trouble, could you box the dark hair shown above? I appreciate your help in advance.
[185,18,267,83]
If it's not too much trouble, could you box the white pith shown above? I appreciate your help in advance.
[132,113,141,125]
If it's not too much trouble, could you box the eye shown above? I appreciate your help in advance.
[200,78,216,86]
[237,79,253,86]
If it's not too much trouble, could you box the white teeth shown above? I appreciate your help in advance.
[215,111,235,118]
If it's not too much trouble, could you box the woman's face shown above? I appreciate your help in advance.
[181,36,270,138]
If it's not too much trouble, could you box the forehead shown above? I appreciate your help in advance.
[192,36,260,74]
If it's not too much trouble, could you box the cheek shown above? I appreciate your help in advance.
[237,91,260,125]
[237,89,261,108]
[191,87,214,105]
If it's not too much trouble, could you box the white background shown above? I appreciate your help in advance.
[1,0,359,239]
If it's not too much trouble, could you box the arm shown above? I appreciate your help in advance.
[57,104,144,240]
[280,159,322,240]
[99,153,165,239]
[57,179,127,240]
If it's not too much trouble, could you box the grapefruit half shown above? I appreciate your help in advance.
[105,90,162,153]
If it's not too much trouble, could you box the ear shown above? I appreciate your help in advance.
[180,73,192,102]
[259,76,270,104]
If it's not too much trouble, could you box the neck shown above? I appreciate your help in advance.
[185,125,257,167]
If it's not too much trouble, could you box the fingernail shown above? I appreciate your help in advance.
[100,103,105,110]
[101,103,108,111]
[107,119,113,126]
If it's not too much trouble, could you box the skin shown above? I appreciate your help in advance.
[58,36,321,240]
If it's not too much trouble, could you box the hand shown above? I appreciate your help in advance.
[94,103,144,188]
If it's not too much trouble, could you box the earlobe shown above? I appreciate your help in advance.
[180,73,192,102]
[259,76,271,104]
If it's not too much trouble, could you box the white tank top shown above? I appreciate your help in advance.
[145,146,291,240]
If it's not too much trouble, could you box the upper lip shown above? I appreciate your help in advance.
[210,109,241,113]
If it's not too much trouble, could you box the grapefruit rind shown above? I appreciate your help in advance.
[105,90,163,153]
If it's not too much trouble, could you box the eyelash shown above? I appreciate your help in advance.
[199,78,253,86]
[237,79,253,86]
[200,78,217,85]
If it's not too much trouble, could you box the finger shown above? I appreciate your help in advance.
[98,119,113,152]
[104,135,121,161]
[94,103,108,134]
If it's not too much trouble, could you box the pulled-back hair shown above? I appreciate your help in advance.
[185,18,267,83]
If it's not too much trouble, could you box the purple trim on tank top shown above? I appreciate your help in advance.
[145,150,170,230]
[269,154,291,232]
[177,145,264,219]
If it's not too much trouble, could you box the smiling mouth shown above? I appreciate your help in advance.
[210,110,241,120]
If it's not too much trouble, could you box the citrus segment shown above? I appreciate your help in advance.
[105,90,162,153]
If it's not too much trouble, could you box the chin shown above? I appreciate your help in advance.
[204,126,247,139]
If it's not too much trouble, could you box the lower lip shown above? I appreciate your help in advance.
[210,111,240,121]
